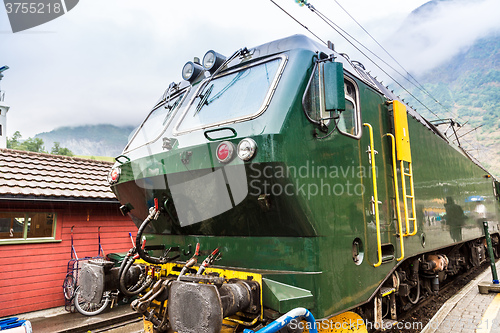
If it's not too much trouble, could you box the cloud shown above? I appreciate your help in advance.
[1,0,496,138]
[387,0,500,75]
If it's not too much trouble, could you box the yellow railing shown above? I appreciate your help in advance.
[385,133,405,261]
[363,123,382,268]
[401,161,418,236]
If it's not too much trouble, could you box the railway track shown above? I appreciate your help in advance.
[386,261,490,332]
[90,316,143,333]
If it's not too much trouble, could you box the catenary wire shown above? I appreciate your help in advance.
[298,2,442,119]
[271,0,480,150]
[268,0,441,119]
[329,0,465,123]
[269,0,327,45]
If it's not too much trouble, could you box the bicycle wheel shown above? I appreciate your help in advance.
[74,288,110,316]
[63,273,76,301]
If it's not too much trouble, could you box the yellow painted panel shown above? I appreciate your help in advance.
[303,311,368,333]
[143,317,154,333]
[393,100,412,162]
[137,259,264,331]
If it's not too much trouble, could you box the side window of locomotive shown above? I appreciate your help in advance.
[303,63,323,122]
[335,79,360,138]
[303,66,361,138]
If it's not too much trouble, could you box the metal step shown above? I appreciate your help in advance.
[380,287,396,297]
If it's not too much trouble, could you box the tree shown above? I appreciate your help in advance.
[7,131,74,156]
[6,131,22,149]
[51,142,74,156]
[22,137,46,153]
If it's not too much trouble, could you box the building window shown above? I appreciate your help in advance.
[0,212,56,243]
[0,124,2,136]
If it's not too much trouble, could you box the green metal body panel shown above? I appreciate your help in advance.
[262,278,314,313]
[111,35,500,319]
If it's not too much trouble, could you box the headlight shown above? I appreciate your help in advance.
[108,167,121,184]
[182,61,203,83]
[237,138,257,161]
[202,50,226,74]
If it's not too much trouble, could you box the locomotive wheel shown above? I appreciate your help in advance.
[63,273,76,301]
[73,288,110,316]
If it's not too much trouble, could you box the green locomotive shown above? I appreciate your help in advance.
[105,35,500,332]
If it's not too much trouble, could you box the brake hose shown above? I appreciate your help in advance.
[119,256,151,297]
[135,204,178,265]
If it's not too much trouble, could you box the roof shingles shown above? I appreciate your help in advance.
[0,149,117,201]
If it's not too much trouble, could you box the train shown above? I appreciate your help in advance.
[78,34,500,332]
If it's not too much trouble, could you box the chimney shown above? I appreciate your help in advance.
[0,65,10,149]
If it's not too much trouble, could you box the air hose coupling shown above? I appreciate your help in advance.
[243,307,318,333]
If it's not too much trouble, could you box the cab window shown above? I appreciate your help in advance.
[303,65,361,138]
[336,78,360,137]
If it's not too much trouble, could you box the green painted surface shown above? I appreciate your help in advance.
[262,278,314,313]
[111,35,500,319]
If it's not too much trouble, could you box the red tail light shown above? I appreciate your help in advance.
[216,141,234,163]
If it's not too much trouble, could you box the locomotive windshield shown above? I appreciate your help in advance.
[126,88,188,151]
[175,56,285,134]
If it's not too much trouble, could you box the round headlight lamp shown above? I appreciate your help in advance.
[216,141,235,163]
[237,138,257,161]
[182,61,203,83]
[108,167,121,184]
[202,50,226,74]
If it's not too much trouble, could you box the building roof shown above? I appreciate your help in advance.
[0,148,117,202]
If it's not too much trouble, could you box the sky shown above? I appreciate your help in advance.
[0,0,499,138]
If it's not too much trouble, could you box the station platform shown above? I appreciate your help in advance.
[423,261,500,333]
[4,304,142,333]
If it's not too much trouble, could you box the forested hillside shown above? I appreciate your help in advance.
[406,34,500,177]
[34,124,135,157]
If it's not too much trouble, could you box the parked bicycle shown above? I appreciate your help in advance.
[64,231,150,316]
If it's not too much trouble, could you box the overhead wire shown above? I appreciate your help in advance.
[293,1,442,120]
[268,0,327,45]
[329,0,465,124]
[270,0,483,153]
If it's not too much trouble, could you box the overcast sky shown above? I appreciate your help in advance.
[1,0,499,138]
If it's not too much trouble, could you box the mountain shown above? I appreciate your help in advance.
[35,124,135,157]
[408,34,500,177]
[391,0,500,177]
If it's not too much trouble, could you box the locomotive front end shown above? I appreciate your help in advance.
[107,36,341,333]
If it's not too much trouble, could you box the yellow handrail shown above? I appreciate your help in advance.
[363,123,382,268]
[385,133,405,261]
[400,161,418,237]
[400,160,410,236]
[408,163,418,236]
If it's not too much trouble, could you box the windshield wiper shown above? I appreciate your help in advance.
[194,69,249,116]
[194,84,214,115]
[193,47,248,102]
[163,93,184,125]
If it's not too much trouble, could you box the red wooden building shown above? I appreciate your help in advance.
[0,148,137,318]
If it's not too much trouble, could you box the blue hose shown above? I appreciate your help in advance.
[243,307,317,333]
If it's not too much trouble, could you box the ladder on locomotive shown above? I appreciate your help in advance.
[389,100,418,261]
[370,100,419,328]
